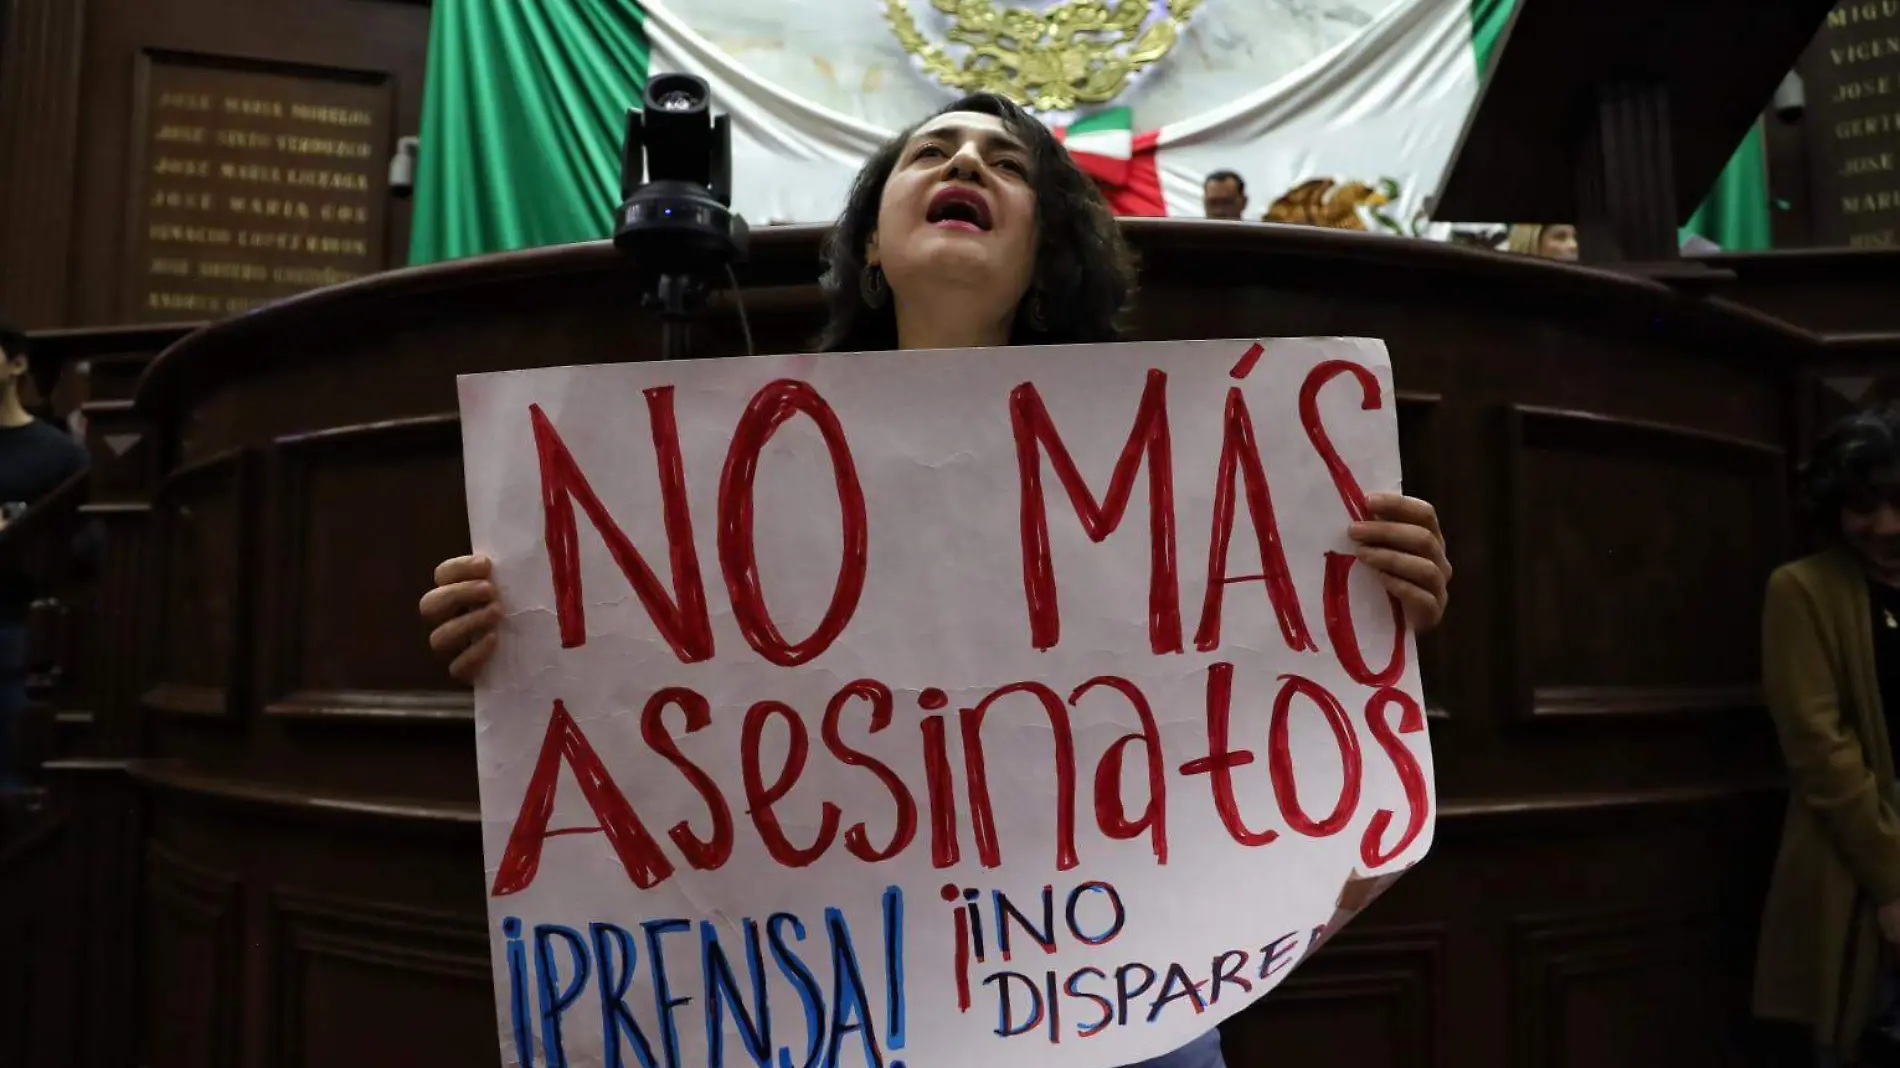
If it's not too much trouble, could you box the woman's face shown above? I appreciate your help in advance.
[867,111,1040,328]
[1844,475,1900,578]
[1539,224,1579,261]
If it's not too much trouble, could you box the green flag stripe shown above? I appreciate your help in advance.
[410,0,653,264]
[1066,106,1133,136]
[1468,0,1513,80]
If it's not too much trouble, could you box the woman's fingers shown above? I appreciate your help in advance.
[433,553,492,587]
[1374,569,1445,632]
[1348,519,1450,574]
[428,601,502,658]
[449,630,499,684]
[1355,545,1445,597]
[1365,493,1442,543]
[419,578,496,626]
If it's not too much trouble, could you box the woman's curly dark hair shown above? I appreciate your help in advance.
[1802,405,1900,525]
[816,93,1137,352]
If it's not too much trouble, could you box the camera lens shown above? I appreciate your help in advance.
[645,73,707,117]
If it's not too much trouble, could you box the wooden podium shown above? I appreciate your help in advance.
[0,220,1831,1067]
[1435,0,1839,264]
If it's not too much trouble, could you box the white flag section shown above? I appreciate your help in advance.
[1150,0,1480,223]
[458,338,1437,1068]
[639,0,1482,223]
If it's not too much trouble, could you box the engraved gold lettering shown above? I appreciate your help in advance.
[274,135,374,159]
[219,162,284,184]
[285,168,371,192]
[271,265,364,286]
[318,203,369,225]
[289,104,373,127]
[1835,75,1897,102]
[1850,229,1897,248]
[214,129,274,150]
[1828,1,1900,28]
[149,258,192,277]
[147,291,224,313]
[153,156,211,178]
[149,189,214,211]
[195,261,271,282]
[154,124,207,144]
[156,91,212,112]
[1843,189,1900,214]
[1837,112,1900,140]
[1845,152,1898,177]
[1830,37,1900,65]
[148,223,232,245]
[222,97,284,118]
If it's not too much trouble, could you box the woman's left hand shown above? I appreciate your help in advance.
[1347,493,1451,634]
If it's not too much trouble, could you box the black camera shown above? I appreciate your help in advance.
[613,74,749,318]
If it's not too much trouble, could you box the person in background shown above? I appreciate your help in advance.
[420,93,1454,1068]
[0,316,92,792]
[1504,223,1578,261]
[1203,169,1248,220]
[1756,407,1900,1068]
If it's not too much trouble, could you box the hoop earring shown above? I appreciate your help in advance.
[860,264,888,308]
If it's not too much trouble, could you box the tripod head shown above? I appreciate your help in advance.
[612,73,750,360]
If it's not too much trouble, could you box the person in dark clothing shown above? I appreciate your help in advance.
[0,317,91,791]
[1203,169,1248,220]
[1757,406,1900,1067]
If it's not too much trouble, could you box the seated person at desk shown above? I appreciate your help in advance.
[419,93,1454,1068]
[0,317,92,792]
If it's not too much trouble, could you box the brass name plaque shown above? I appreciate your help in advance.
[129,53,392,321]
[1802,1,1900,248]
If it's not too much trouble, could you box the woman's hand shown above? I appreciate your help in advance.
[420,554,501,683]
[1347,493,1451,634]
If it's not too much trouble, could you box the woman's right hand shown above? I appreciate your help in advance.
[420,554,501,683]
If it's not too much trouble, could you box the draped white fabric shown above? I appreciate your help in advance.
[1152,0,1477,223]
[641,0,1479,224]
[643,0,886,224]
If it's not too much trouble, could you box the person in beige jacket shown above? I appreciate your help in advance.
[1758,407,1900,1066]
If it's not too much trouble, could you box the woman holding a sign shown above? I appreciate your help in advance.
[423,92,1453,1068]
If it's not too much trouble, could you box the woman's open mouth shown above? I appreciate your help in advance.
[926,186,993,233]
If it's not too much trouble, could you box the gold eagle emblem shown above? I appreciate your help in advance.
[1264,178,1392,231]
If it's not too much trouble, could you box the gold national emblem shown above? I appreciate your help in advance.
[883,0,1202,111]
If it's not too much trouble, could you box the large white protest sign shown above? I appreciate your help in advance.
[458,337,1435,1068]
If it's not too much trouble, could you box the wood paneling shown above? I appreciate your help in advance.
[1395,392,1450,716]
[265,414,470,724]
[1226,925,1444,1068]
[1500,405,1786,722]
[269,891,493,1068]
[2,0,430,327]
[144,842,242,1068]
[146,446,258,718]
[1511,906,1739,1068]
[0,0,88,325]
[100,223,1800,1068]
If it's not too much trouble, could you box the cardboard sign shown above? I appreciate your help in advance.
[457,337,1436,1068]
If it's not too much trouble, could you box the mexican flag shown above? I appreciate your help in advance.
[411,0,1766,264]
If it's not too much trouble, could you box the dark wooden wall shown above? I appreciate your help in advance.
[0,0,428,328]
[2,222,1829,1068]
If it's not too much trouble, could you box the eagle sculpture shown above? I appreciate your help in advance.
[1263,178,1390,231]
